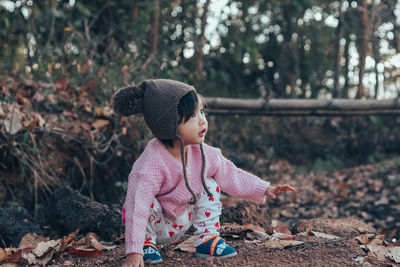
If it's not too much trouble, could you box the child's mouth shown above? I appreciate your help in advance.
[199,128,207,137]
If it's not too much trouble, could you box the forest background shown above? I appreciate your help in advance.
[1,0,400,239]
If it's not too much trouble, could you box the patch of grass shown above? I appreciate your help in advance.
[311,155,346,173]
[367,151,385,164]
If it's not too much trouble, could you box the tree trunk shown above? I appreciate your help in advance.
[193,0,211,80]
[371,2,380,99]
[291,18,300,98]
[141,0,160,70]
[356,0,370,99]
[148,1,160,56]
[278,1,301,98]
[343,36,350,98]
[131,1,139,20]
[333,0,344,98]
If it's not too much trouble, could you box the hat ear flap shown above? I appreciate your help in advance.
[112,84,145,116]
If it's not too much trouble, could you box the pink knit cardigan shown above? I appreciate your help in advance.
[124,138,270,254]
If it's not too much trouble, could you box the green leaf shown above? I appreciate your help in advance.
[75,2,91,17]
[23,132,29,144]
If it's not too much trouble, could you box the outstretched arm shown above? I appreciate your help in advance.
[265,185,295,199]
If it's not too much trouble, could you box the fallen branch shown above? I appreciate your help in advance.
[204,98,400,116]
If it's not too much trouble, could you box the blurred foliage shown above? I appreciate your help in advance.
[1,0,400,211]
[1,0,400,100]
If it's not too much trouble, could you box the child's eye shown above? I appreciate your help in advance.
[191,113,196,118]
[200,109,207,116]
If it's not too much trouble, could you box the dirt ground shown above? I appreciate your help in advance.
[46,237,368,267]
[43,215,398,267]
[43,193,399,267]
[2,157,400,266]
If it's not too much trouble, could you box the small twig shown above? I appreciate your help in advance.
[73,157,88,193]
[6,104,17,149]
[0,237,7,248]
[15,145,55,192]
[28,131,45,178]
[17,154,52,193]
[87,0,110,30]
[89,155,94,199]
[33,170,38,219]
[18,142,61,186]
[97,134,118,153]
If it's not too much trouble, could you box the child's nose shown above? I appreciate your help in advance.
[199,115,207,125]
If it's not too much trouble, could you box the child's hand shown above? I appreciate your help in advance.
[122,253,144,267]
[265,184,295,199]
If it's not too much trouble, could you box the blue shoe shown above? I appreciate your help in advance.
[196,236,237,259]
[143,242,163,264]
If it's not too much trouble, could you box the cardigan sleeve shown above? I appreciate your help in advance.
[124,171,162,255]
[210,148,270,203]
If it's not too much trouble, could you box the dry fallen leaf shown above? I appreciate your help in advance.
[309,231,340,240]
[34,240,61,257]
[280,209,297,218]
[92,119,109,130]
[386,247,400,263]
[367,245,400,263]
[86,233,116,251]
[271,233,298,241]
[18,233,50,250]
[0,248,22,264]
[68,246,102,257]
[355,234,374,245]
[173,235,197,253]
[263,240,304,249]
[22,238,62,265]
[220,223,271,241]
[368,235,385,247]
[0,263,20,267]
[355,234,384,247]
[3,110,23,135]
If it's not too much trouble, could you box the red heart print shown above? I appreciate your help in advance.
[151,203,154,209]
[172,223,178,228]
[169,231,175,237]
[216,186,220,193]
[215,222,219,228]
[155,218,161,224]
[205,228,209,233]
[149,215,155,222]
[145,234,152,242]
[188,212,192,221]
[208,197,214,201]
[200,235,204,239]
[205,212,211,217]
[178,225,183,230]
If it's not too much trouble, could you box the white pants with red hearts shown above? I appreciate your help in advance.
[145,178,222,248]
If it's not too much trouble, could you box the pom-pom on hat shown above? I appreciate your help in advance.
[113,79,196,139]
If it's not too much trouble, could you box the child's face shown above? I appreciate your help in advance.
[177,96,208,145]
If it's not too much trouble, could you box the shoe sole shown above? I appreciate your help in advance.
[196,251,238,259]
[149,259,163,264]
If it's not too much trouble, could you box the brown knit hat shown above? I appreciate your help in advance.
[112,79,212,204]
[112,79,195,139]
